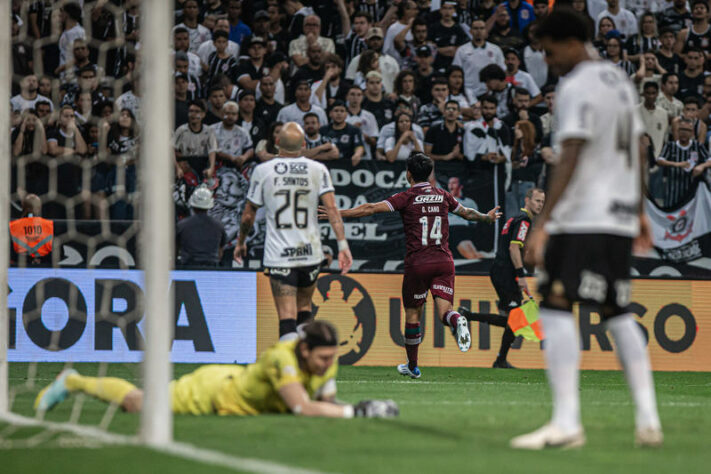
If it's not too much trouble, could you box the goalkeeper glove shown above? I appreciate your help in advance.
[353,399,400,418]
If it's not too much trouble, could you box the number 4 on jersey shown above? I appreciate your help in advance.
[419,216,442,246]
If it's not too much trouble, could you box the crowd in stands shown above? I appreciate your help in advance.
[9,0,711,228]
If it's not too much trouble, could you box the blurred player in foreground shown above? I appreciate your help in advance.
[234,122,352,341]
[459,187,545,368]
[322,152,501,378]
[35,321,398,419]
[511,9,662,450]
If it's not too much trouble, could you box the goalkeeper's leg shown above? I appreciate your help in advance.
[35,370,142,413]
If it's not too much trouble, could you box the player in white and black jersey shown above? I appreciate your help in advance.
[511,9,663,450]
[234,122,352,340]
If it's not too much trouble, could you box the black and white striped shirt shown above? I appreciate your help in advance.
[353,0,388,23]
[344,31,367,67]
[657,140,709,207]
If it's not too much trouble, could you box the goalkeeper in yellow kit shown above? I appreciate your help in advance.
[35,321,398,419]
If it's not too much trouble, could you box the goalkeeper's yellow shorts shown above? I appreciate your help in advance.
[170,365,245,415]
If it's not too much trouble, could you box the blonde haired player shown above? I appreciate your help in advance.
[35,321,397,419]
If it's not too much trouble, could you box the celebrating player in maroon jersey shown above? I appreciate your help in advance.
[321,152,501,378]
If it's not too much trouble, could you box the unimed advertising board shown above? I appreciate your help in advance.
[8,269,257,363]
[256,274,710,371]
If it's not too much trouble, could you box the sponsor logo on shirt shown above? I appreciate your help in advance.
[414,194,444,203]
[280,244,314,258]
[289,163,308,174]
[517,221,530,241]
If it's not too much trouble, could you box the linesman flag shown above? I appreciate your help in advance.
[507,294,544,342]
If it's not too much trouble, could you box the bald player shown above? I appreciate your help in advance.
[235,122,352,340]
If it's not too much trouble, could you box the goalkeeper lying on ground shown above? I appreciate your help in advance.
[35,321,398,419]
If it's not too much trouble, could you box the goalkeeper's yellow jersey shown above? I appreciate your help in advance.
[170,339,339,416]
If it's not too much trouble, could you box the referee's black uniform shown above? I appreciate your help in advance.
[459,207,532,368]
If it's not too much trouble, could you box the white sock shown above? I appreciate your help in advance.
[606,314,661,431]
[541,308,581,434]
[279,332,299,342]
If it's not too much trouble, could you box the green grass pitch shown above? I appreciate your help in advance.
[1,363,710,473]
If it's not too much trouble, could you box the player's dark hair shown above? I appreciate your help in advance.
[534,8,591,43]
[303,112,320,123]
[480,94,498,107]
[301,321,339,349]
[34,100,52,112]
[412,17,427,29]
[431,77,448,89]
[445,99,460,109]
[661,72,678,84]
[659,27,675,37]
[173,26,189,36]
[685,46,705,56]
[479,64,506,82]
[407,152,434,183]
[691,0,709,10]
[514,87,531,97]
[62,2,82,22]
[324,53,344,69]
[643,81,659,91]
[209,85,225,96]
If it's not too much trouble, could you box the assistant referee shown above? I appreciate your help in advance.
[460,187,545,368]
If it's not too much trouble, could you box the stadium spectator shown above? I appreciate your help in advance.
[506,120,542,214]
[345,85,379,156]
[344,10,372,67]
[61,39,104,85]
[303,112,339,161]
[175,73,191,128]
[262,52,289,105]
[255,121,283,162]
[226,0,252,45]
[177,185,226,267]
[656,0,693,34]
[503,87,543,142]
[173,99,217,181]
[212,101,253,170]
[480,64,515,118]
[56,2,86,74]
[289,15,336,68]
[205,85,228,125]
[625,12,660,64]
[453,18,506,100]
[256,75,283,126]
[638,82,670,158]
[235,36,269,91]
[115,75,141,123]
[12,110,47,160]
[11,75,53,114]
[424,100,464,161]
[593,16,618,53]
[657,72,685,120]
[504,49,542,106]
[539,85,556,137]
[655,27,684,75]
[635,51,667,92]
[428,1,469,73]
[377,102,425,160]
[362,71,396,129]
[266,4,288,52]
[393,70,421,118]
[677,47,708,99]
[396,17,433,71]
[203,30,240,89]
[656,117,709,207]
[289,42,325,100]
[347,27,400,94]
[383,1,419,65]
[175,52,202,101]
[595,0,638,40]
[277,81,328,127]
[385,112,423,161]
[462,95,511,165]
[236,89,267,147]
[503,0,536,36]
[311,54,349,111]
[671,96,708,145]
[173,26,202,79]
[488,6,526,53]
[417,78,450,133]
[100,108,139,220]
[321,101,366,166]
[676,0,710,56]
[523,24,549,90]
[197,18,241,68]
[412,46,436,104]
[532,0,549,19]
[604,34,638,77]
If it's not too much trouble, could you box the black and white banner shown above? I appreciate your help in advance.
[646,183,711,263]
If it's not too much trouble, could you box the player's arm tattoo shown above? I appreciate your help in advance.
[340,201,392,218]
[237,201,258,245]
[455,207,488,222]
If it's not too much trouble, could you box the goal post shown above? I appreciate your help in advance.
[0,0,11,416]
[139,0,175,446]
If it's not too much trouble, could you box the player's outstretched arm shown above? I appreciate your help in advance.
[320,191,353,274]
[454,205,502,223]
[317,201,392,219]
[233,201,258,264]
[278,383,399,419]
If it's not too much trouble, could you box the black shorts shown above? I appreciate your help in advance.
[538,234,632,318]
[265,265,320,288]
[489,260,522,313]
